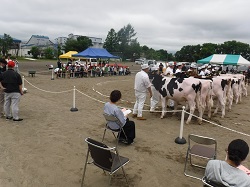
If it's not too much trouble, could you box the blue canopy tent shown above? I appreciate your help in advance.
[72,47,119,59]
[197,54,250,66]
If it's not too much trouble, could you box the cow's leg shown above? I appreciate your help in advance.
[234,89,239,104]
[161,97,166,119]
[219,97,226,118]
[186,101,196,125]
[207,96,213,119]
[213,98,220,115]
[228,90,233,111]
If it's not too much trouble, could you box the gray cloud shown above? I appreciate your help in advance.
[1,0,250,52]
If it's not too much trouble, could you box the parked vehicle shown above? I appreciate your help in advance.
[135,58,146,65]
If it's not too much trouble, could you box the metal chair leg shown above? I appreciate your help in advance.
[81,150,90,187]
[102,129,107,142]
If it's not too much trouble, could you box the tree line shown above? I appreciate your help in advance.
[1,25,250,62]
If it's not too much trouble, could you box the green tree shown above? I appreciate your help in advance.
[117,24,137,60]
[0,33,13,56]
[54,45,63,59]
[156,49,169,61]
[103,28,119,52]
[44,47,54,59]
[219,40,250,60]
[30,46,40,59]
[64,36,92,52]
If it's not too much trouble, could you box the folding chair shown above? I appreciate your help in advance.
[201,176,227,187]
[81,137,130,187]
[102,113,128,146]
[184,134,217,180]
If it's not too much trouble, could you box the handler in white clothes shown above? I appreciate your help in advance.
[164,61,174,76]
[132,64,152,120]
[162,61,175,109]
[150,66,161,112]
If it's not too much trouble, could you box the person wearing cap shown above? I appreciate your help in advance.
[162,62,175,109]
[187,64,198,77]
[158,63,164,74]
[149,66,161,112]
[205,65,211,76]
[175,62,183,74]
[0,61,23,121]
[164,62,174,76]
[175,62,187,79]
[205,139,250,186]
[199,66,206,76]
[132,64,152,120]
[0,58,7,118]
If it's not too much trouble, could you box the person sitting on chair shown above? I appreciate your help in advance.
[104,90,135,145]
[205,139,250,187]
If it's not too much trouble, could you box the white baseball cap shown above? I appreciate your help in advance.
[151,66,158,71]
[168,61,174,66]
[141,64,149,69]
[177,62,182,66]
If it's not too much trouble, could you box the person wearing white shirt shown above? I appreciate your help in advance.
[163,62,175,109]
[205,65,211,75]
[149,66,161,112]
[164,62,174,76]
[132,64,152,120]
[199,66,206,76]
[175,62,183,74]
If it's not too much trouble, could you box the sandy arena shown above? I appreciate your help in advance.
[0,60,250,187]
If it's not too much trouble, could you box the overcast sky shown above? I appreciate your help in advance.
[1,0,250,52]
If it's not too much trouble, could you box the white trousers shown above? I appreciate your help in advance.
[169,99,174,107]
[150,86,161,111]
[133,91,147,117]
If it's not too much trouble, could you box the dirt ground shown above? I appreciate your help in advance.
[0,60,250,187]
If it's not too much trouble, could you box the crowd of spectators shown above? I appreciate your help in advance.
[54,59,131,78]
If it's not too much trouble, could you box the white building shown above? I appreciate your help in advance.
[54,36,68,47]
[20,35,54,57]
[55,33,103,49]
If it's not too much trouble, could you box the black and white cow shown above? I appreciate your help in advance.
[152,74,203,124]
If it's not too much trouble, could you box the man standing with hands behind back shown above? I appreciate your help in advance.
[132,64,152,120]
[0,61,23,121]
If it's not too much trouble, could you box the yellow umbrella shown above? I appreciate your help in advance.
[59,51,78,59]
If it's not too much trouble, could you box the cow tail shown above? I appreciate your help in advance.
[195,82,202,110]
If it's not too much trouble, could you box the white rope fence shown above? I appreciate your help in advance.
[93,80,151,107]
[24,78,73,94]
[184,110,250,137]
[23,77,250,143]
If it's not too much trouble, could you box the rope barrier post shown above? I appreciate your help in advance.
[175,106,186,144]
[70,86,78,112]
[51,68,54,80]
[22,76,27,93]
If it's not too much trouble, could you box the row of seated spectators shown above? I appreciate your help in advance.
[54,63,131,78]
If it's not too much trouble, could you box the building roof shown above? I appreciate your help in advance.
[0,35,21,43]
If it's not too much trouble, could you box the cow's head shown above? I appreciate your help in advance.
[152,74,164,91]
[152,74,168,97]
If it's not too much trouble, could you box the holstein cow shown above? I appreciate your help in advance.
[212,76,231,118]
[152,74,202,124]
[195,78,214,119]
[223,74,247,101]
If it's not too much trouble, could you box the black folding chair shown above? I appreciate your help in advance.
[184,134,217,180]
[102,113,128,147]
[202,176,227,187]
[81,137,130,186]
